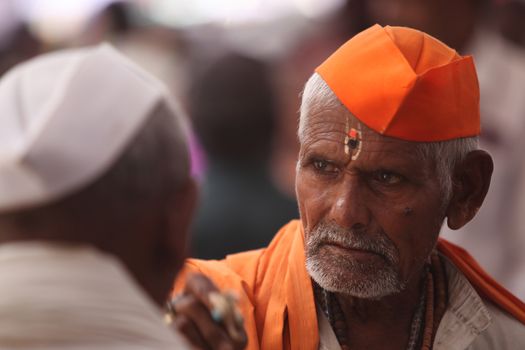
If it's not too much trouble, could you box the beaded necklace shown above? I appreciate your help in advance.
[314,252,447,350]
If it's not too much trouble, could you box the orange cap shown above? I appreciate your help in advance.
[315,24,480,141]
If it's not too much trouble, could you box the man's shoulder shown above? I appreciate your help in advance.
[175,220,303,293]
[437,239,525,324]
[435,241,525,349]
[184,248,265,284]
[470,302,525,349]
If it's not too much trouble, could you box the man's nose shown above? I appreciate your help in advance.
[328,177,371,230]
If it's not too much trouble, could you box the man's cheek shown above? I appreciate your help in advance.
[297,191,321,228]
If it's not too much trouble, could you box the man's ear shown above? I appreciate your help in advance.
[446,150,493,230]
[167,177,198,269]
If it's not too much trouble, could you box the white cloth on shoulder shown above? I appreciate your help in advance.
[0,242,190,349]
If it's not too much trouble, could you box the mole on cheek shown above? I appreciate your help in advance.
[403,207,413,216]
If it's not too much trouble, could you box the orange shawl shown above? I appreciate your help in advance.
[174,220,525,350]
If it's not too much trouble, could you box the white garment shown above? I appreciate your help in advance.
[0,242,190,350]
[508,142,525,298]
[440,29,525,298]
[318,255,525,350]
[0,44,189,213]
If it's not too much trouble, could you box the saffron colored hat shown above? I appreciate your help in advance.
[315,24,480,142]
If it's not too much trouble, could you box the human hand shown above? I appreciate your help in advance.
[166,274,247,350]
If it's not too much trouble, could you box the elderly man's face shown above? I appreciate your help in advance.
[296,107,447,299]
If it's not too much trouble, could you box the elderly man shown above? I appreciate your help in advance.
[173,25,525,350]
[0,45,194,349]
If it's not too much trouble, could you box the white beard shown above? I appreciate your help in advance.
[305,220,406,299]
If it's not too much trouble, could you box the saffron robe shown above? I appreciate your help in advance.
[174,220,525,350]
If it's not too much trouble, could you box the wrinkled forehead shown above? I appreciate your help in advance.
[299,101,428,164]
[300,97,396,142]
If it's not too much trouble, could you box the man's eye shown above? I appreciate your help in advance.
[313,160,327,170]
[373,171,403,185]
[312,159,337,174]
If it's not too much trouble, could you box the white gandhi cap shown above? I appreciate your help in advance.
[0,43,182,213]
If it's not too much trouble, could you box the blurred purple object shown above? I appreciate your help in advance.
[189,131,207,180]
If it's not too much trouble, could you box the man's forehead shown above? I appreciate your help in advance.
[301,101,352,133]
[302,105,425,160]
[302,105,381,141]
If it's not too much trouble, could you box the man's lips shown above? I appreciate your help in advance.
[321,242,384,258]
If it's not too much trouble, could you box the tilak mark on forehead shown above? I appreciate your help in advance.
[344,117,362,160]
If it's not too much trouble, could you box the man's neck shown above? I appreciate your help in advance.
[336,268,426,350]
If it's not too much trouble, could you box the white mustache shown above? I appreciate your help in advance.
[307,221,399,265]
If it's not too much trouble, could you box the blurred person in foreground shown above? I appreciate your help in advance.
[171,25,525,350]
[188,53,298,259]
[364,0,525,298]
[0,44,196,349]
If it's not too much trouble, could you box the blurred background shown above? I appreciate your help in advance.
[2,0,525,297]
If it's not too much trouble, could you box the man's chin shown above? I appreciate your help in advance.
[306,255,405,299]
